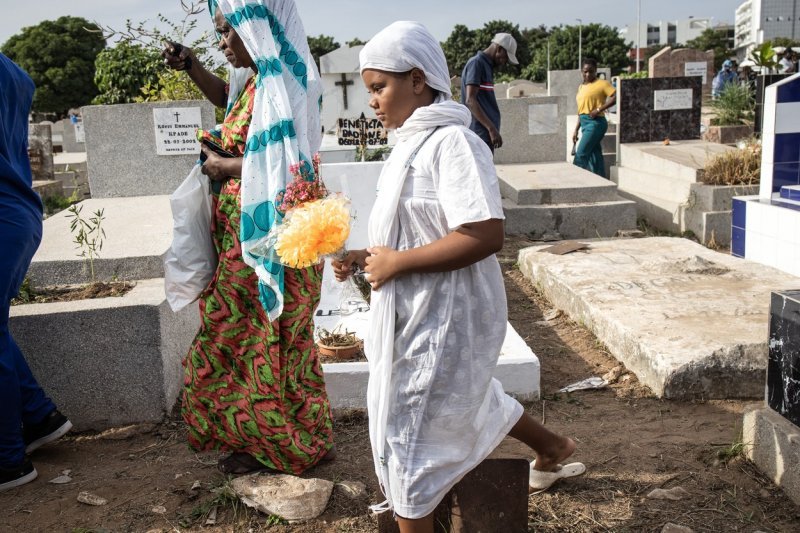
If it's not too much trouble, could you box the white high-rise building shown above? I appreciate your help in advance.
[735,0,800,58]
[620,17,714,48]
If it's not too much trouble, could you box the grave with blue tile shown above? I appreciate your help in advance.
[731,73,800,278]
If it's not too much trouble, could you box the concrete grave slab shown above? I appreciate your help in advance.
[496,162,637,238]
[9,279,198,430]
[29,196,173,286]
[518,237,800,399]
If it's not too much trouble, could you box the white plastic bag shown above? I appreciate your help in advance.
[164,165,217,311]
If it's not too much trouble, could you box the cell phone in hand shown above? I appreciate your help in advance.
[199,139,236,163]
[165,41,192,70]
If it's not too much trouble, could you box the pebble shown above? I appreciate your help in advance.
[151,505,167,514]
[77,491,108,506]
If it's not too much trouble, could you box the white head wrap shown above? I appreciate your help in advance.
[209,0,322,321]
[359,21,452,97]
[359,20,473,516]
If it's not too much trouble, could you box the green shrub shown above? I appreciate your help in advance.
[712,83,754,126]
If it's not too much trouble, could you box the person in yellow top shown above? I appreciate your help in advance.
[572,58,616,178]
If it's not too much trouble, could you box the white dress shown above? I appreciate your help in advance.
[379,125,523,518]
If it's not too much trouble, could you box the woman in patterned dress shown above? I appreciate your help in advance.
[162,0,334,475]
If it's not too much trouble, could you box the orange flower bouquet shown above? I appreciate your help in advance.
[273,195,352,268]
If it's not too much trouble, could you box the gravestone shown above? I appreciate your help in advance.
[319,45,370,134]
[548,68,611,115]
[743,289,800,506]
[60,117,87,153]
[82,100,216,198]
[494,81,510,100]
[731,72,800,278]
[506,80,541,98]
[496,96,567,164]
[28,123,54,181]
[649,47,714,95]
[768,291,800,427]
[617,77,702,144]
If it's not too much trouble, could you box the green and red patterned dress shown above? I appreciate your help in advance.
[183,76,334,474]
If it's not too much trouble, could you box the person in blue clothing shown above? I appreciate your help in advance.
[0,53,72,493]
[712,59,739,99]
[460,33,518,152]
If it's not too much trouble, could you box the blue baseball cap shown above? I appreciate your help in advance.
[723,59,733,68]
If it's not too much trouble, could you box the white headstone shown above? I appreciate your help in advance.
[320,46,373,134]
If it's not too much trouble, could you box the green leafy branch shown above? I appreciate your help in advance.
[67,205,106,283]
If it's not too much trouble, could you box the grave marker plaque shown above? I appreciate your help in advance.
[153,107,202,155]
[654,89,693,111]
[684,62,708,84]
[336,113,387,147]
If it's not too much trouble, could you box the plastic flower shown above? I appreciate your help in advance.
[277,153,327,214]
[274,196,351,268]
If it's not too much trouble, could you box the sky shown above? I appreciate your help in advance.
[0,0,742,49]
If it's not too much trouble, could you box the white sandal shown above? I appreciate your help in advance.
[529,460,586,493]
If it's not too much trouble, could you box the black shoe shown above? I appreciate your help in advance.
[0,459,38,492]
[23,409,73,454]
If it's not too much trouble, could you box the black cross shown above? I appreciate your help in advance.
[335,73,355,110]
[173,111,181,122]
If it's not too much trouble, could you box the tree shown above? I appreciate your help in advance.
[2,16,106,114]
[308,34,340,69]
[94,42,164,104]
[442,24,477,76]
[685,28,733,70]
[525,24,630,81]
[345,38,366,47]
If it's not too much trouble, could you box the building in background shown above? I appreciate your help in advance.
[620,17,715,48]
[736,0,800,59]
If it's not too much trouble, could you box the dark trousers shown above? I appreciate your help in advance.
[0,209,55,468]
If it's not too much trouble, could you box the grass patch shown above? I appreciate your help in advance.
[702,139,761,186]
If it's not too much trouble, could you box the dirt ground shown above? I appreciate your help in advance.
[3,236,800,532]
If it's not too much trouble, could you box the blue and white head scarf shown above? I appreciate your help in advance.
[209,0,323,321]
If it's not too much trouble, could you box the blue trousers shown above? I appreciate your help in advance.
[573,115,608,178]
[0,208,55,468]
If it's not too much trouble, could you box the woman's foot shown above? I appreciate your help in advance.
[217,453,278,475]
[532,436,577,472]
[321,445,337,462]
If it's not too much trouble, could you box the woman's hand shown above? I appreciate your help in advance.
[589,108,600,119]
[332,250,370,282]
[364,246,403,290]
[572,130,579,144]
[200,145,240,182]
[162,42,196,72]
